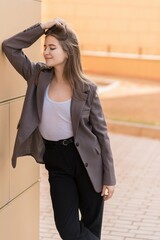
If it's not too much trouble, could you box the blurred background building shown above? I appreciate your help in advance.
[42,0,160,80]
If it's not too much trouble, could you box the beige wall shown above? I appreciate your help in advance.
[42,0,160,80]
[0,1,41,239]
[42,0,160,55]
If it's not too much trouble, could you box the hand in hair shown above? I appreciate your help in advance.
[41,17,65,30]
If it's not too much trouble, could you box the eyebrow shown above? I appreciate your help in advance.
[44,44,56,47]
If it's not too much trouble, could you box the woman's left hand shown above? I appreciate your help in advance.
[41,17,64,30]
[101,185,115,201]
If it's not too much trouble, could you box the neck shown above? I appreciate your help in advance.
[54,67,66,83]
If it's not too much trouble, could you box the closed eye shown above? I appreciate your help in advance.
[44,47,56,51]
[44,44,57,51]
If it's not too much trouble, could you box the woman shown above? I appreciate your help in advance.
[2,18,116,240]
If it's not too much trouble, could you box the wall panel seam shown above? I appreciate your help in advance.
[0,180,40,210]
[0,95,25,105]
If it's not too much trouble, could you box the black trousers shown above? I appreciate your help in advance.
[43,139,104,240]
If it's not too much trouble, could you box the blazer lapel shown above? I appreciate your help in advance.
[71,92,88,138]
[37,69,53,120]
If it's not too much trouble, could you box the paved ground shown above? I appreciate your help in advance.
[40,133,160,240]
[91,75,160,126]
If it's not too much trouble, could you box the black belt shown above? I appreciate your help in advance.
[44,137,74,147]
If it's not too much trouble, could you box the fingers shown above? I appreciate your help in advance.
[101,185,107,196]
[52,18,66,31]
[41,17,65,30]
[54,17,65,25]
[101,185,108,201]
[101,185,115,201]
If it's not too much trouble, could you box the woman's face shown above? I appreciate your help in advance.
[43,35,68,68]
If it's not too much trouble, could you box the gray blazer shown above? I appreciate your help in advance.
[2,23,116,192]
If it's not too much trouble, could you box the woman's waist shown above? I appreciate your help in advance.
[43,136,74,148]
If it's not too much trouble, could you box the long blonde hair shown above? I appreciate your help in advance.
[45,19,90,99]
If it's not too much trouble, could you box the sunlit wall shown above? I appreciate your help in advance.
[42,0,160,80]
[0,1,41,239]
[42,0,160,55]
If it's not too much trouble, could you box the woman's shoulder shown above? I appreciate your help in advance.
[83,76,98,93]
[36,62,48,71]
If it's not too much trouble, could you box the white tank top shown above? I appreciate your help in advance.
[39,86,73,141]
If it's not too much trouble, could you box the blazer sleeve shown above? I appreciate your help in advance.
[89,88,116,186]
[2,23,45,81]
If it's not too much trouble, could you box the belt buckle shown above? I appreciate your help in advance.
[62,139,68,146]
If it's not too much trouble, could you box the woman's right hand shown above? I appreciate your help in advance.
[41,18,64,30]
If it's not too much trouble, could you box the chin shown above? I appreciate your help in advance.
[46,63,54,68]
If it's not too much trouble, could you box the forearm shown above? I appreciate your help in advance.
[2,18,66,81]
[2,23,45,80]
[2,23,44,57]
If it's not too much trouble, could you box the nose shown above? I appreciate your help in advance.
[44,47,50,55]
